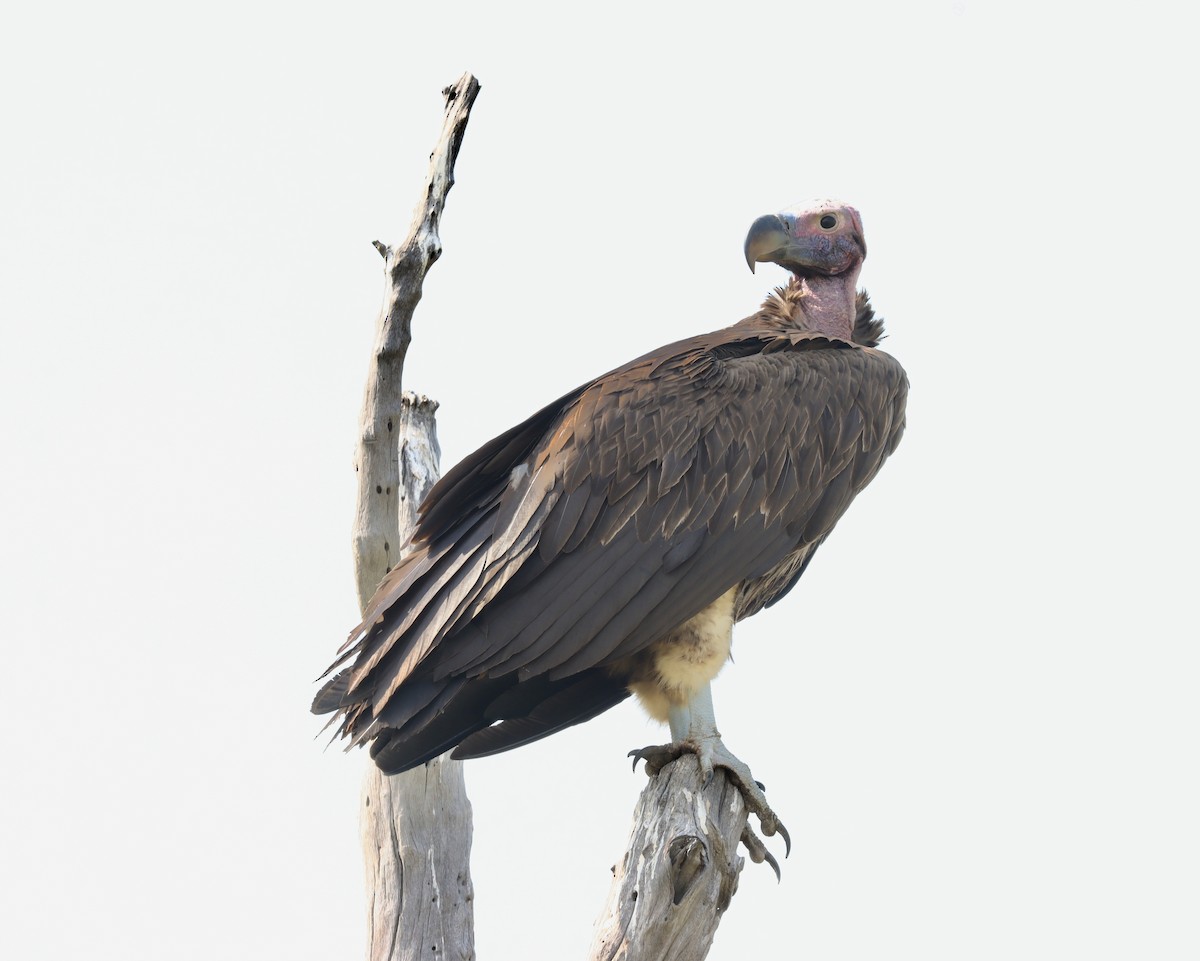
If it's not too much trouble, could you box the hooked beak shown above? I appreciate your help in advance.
[744,214,795,274]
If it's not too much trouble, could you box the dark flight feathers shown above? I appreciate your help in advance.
[313,287,907,773]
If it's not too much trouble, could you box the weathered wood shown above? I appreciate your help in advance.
[352,72,480,603]
[351,73,480,961]
[589,757,749,961]
[359,399,476,961]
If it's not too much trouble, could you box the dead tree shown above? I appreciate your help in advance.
[340,73,754,961]
[352,74,479,961]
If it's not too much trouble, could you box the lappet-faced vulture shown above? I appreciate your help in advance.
[315,199,907,859]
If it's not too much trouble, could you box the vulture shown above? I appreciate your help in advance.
[315,199,907,855]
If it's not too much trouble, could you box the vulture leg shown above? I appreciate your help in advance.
[629,681,791,864]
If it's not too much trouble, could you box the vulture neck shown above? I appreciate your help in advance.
[767,272,860,340]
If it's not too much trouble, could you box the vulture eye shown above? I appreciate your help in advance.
[819,214,837,229]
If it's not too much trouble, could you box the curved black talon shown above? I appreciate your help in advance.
[778,822,792,858]
[762,849,781,882]
[628,743,686,777]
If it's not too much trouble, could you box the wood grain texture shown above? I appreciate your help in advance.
[589,756,747,961]
[352,73,480,605]
[362,753,474,961]
[349,73,480,961]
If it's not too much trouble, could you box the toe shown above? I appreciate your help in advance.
[740,826,782,882]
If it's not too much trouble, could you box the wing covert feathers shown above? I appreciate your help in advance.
[316,300,908,774]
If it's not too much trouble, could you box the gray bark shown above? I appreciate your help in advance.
[589,758,749,961]
[351,73,480,961]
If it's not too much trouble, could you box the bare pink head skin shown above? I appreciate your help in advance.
[743,199,866,341]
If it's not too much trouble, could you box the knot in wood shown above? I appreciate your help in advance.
[668,834,708,905]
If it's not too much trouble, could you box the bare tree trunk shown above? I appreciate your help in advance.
[589,758,749,961]
[351,73,481,961]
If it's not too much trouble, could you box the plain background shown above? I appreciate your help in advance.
[2,2,1196,959]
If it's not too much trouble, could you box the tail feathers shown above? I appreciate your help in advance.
[356,670,630,775]
[377,675,467,731]
[369,722,487,775]
[367,675,506,775]
[453,671,629,760]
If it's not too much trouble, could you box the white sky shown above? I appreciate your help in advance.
[2,2,1196,959]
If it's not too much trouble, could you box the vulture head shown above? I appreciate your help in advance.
[744,200,867,341]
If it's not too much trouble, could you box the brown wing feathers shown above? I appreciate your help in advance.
[314,318,907,773]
